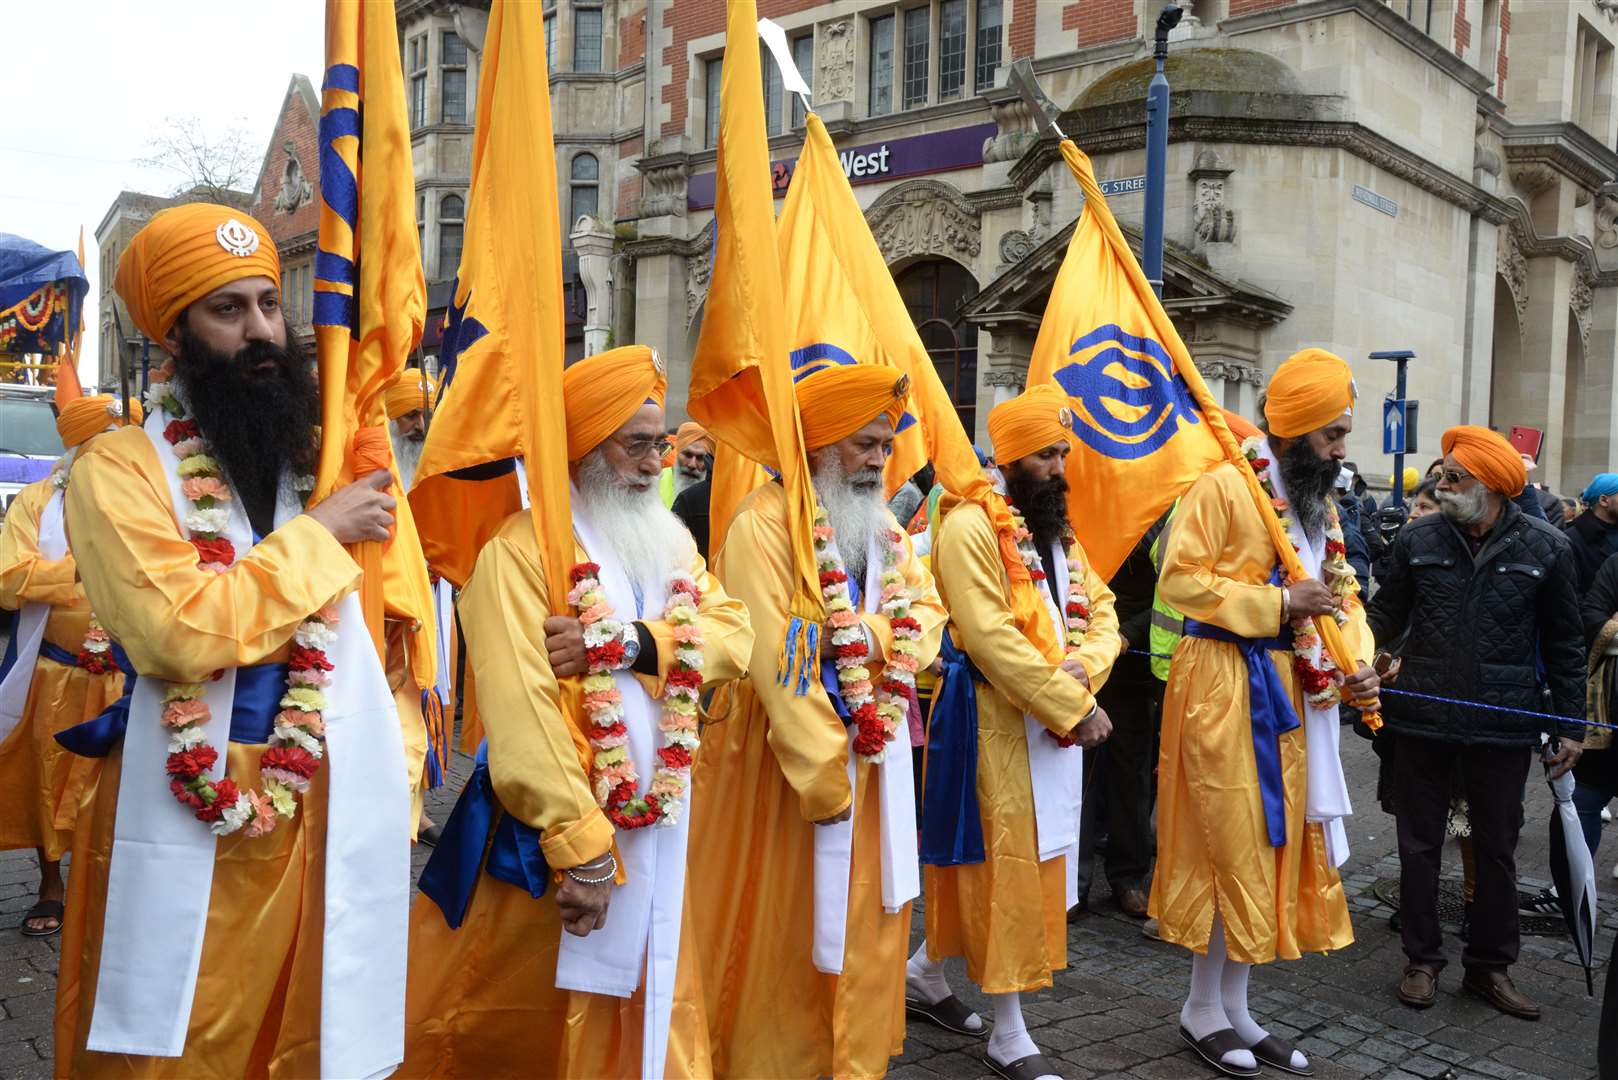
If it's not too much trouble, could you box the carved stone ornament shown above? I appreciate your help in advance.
[640,159,689,218]
[866,180,982,264]
[1510,163,1559,199]
[998,229,1035,266]
[1498,222,1529,322]
[1188,149,1235,246]
[685,222,715,330]
[1596,183,1618,251]
[1599,0,1618,23]
[1572,262,1596,348]
[273,141,314,216]
[981,369,1024,390]
[1199,360,1263,387]
[983,97,1037,165]
[818,19,854,103]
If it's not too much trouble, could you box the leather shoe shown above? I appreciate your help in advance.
[1462,969,1540,1020]
[1396,963,1438,1008]
[1115,886,1150,919]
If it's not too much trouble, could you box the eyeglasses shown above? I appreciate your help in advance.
[613,435,674,461]
[1440,469,1474,486]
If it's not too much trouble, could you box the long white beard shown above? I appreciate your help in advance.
[576,451,697,603]
[390,424,424,490]
[813,454,887,586]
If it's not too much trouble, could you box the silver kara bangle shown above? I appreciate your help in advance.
[564,852,618,886]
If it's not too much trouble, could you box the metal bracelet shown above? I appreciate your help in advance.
[564,853,617,886]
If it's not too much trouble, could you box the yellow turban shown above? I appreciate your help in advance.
[1264,348,1356,438]
[794,365,909,452]
[987,384,1074,465]
[384,369,438,420]
[562,345,667,461]
[675,421,713,456]
[114,204,281,344]
[58,395,142,450]
[1388,466,1420,494]
[1441,425,1527,497]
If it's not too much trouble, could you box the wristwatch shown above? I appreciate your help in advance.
[619,622,641,668]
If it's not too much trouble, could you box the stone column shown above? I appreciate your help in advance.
[1460,215,1500,424]
[571,215,616,356]
[1514,256,1575,490]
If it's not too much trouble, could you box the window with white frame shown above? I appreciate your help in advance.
[570,153,600,227]
[407,35,427,128]
[441,32,468,124]
[869,14,895,116]
[704,56,723,147]
[868,1,1004,117]
[438,193,464,281]
[761,35,816,135]
[573,2,603,73]
[763,44,785,136]
[545,9,557,71]
[791,33,814,127]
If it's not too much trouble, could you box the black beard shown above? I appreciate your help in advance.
[171,327,320,535]
[1277,436,1338,542]
[1006,466,1071,551]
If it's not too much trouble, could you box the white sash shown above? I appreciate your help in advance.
[811,535,920,975]
[1261,439,1352,867]
[87,410,410,1079]
[432,576,455,709]
[1023,539,1084,909]
[555,490,689,1080]
[0,487,65,745]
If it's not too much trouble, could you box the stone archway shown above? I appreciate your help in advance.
[865,179,982,269]
[1563,301,1609,493]
[1488,272,1526,430]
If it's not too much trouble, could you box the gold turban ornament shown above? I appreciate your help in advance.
[1441,425,1527,497]
[384,369,438,421]
[561,345,668,461]
[1263,347,1357,438]
[58,395,142,450]
[674,421,714,457]
[987,383,1074,465]
[114,204,281,345]
[794,365,909,452]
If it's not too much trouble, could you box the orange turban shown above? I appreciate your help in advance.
[562,345,667,461]
[1441,425,1526,497]
[795,365,908,452]
[384,369,438,420]
[988,384,1074,465]
[1264,348,1356,438]
[58,395,142,450]
[114,204,280,344]
[675,421,713,456]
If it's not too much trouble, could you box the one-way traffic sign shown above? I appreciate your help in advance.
[1383,399,1408,455]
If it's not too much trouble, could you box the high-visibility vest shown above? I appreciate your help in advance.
[1147,502,1184,683]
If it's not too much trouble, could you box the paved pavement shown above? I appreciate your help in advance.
[0,736,1608,1079]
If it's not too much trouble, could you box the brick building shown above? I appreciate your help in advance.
[244,75,322,353]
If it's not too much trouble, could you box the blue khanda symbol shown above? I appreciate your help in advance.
[789,343,918,435]
[1051,324,1202,460]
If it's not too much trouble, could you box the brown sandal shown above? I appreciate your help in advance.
[1179,1025,1260,1078]
[904,993,984,1036]
[983,1051,1060,1080]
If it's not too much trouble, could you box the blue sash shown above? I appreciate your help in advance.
[55,647,288,757]
[919,630,986,867]
[1180,618,1298,848]
[418,740,549,930]
[38,641,78,667]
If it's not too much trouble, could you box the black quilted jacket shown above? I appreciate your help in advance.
[1366,501,1586,746]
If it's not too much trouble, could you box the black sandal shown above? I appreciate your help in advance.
[19,899,63,938]
[1251,1034,1312,1076]
[418,822,444,846]
[982,1051,1059,1080]
[1179,1025,1261,1078]
[904,993,984,1036]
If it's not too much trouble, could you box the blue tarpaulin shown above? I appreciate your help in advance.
[0,233,88,355]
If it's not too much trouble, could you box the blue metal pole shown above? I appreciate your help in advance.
[1372,349,1416,509]
[1143,5,1182,300]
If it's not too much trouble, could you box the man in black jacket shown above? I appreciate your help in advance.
[1567,473,1618,593]
[1368,425,1585,1021]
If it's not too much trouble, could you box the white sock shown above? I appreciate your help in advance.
[906,941,984,1032]
[1180,913,1257,1072]
[1222,957,1308,1071]
[988,992,1055,1075]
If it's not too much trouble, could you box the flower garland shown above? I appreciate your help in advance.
[568,563,705,831]
[812,509,923,763]
[1242,436,1355,710]
[153,382,325,837]
[1007,506,1095,747]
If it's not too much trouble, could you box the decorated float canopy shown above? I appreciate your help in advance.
[0,233,88,356]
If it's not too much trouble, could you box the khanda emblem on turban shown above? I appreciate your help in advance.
[1050,324,1203,461]
[216,219,260,258]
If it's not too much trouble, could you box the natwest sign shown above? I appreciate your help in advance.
[688,122,996,211]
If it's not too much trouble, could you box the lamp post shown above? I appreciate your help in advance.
[1143,4,1183,300]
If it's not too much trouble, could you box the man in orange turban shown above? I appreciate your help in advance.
[659,420,714,508]
[690,361,948,1080]
[1367,426,1582,1021]
[0,397,138,940]
[57,203,408,1077]
[385,368,438,490]
[905,382,1120,1079]
[401,344,753,1078]
[1153,348,1379,1076]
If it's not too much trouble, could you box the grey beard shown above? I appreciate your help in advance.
[812,453,886,589]
[673,466,703,496]
[575,450,696,601]
[1292,495,1327,544]
[1439,485,1490,528]
[390,426,424,490]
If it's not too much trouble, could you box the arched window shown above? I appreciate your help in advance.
[570,153,600,226]
[438,193,464,280]
[896,259,980,436]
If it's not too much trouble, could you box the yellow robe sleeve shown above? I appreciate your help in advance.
[0,480,79,610]
[64,429,363,683]
[935,503,1097,736]
[1073,547,1123,695]
[459,531,613,871]
[635,555,754,699]
[1158,467,1284,639]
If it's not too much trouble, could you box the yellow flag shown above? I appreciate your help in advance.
[687,0,822,692]
[313,0,436,684]
[1029,140,1377,724]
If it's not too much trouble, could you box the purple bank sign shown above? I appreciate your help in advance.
[686,122,998,211]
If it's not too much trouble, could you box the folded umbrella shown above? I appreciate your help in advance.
[1544,748,1598,995]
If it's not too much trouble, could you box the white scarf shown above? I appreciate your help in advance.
[0,487,65,746]
[1023,539,1084,909]
[811,532,920,975]
[556,486,690,1080]
[1261,438,1353,867]
[85,412,411,1079]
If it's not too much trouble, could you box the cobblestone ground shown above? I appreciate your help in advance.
[0,737,1607,1078]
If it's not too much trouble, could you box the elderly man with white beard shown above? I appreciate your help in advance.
[399,345,754,1079]
[385,367,436,490]
[691,364,947,1080]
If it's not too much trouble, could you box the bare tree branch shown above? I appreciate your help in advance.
[135,116,257,204]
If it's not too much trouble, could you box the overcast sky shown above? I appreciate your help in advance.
[1,0,326,383]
